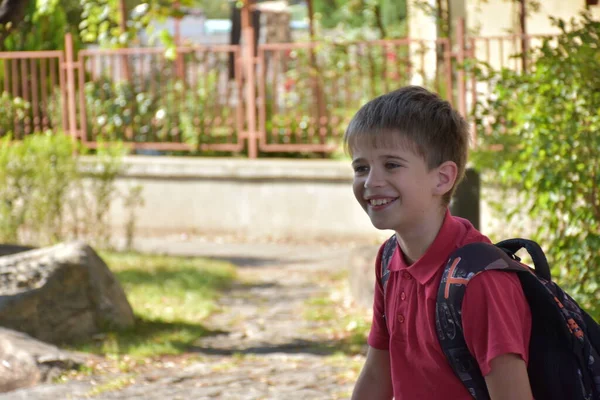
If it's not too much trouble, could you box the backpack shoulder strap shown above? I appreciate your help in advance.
[380,234,397,297]
[436,241,530,400]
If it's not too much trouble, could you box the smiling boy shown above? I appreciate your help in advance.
[347,86,533,399]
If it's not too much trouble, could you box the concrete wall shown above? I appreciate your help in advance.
[96,156,521,247]
[101,156,391,245]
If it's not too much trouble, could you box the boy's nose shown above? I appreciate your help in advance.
[364,170,384,188]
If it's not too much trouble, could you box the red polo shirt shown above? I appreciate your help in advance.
[367,210,532,399]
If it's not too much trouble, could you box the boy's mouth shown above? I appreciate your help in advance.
[367,197,398,208]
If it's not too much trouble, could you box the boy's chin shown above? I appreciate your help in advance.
[370,219,398,232]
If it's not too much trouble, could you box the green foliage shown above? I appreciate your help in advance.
[79,0,128,46]
[0,0,191,50]
[0,131,129,247]
[80,68,228,149]
[194,0,230,19]
[83,78,163,142]
[83,139,128,247]
[472,13,600,319]
[0,0,194,52]
[80,0,196,50]
[0,93,32,136]
[313,0,407,39]
[1,0,83,51]
[0,132,78,243]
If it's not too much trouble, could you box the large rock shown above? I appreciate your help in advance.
[0,334,39,393]
[0,327,87,393]
[0,241,135,344]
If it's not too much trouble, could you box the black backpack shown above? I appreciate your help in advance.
[380,235,600,400]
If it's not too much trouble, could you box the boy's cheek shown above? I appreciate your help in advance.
[352,179,363,193]
[351,182,365,205]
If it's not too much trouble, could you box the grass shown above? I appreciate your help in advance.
[303,269,371,355]
[67,252,236,359]
[325,352,366,381]
[85,376,135,397]
[302,269,368,395]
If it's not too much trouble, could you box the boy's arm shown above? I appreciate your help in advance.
[462,270,533,399]
[351,346,393,400]
[484,353,533,400]
[352,243,393,399]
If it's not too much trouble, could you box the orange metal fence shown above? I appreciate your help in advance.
[74,41,245,153]
[0,51,67,139]
[256,38,454,154]
[0,27,555,157]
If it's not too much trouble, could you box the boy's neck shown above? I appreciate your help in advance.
[395,208,447,265]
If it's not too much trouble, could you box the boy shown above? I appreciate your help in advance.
[347,86,533,400]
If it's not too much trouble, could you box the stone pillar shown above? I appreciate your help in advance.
[450,168,480,230]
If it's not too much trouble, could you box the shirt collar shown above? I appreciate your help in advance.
[389,209,465,285]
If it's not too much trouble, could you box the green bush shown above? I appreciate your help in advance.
[0,132,76,243]
[0,93,32,137]
[83,77,164,143]
[79,70,228,149]
[0,131,129,248]
[472,13,600,319]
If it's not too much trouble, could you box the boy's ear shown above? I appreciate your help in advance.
[433,161,458,196]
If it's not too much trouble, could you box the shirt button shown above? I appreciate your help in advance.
[401,292,406,301]
[397,314,405,323]
[403,272,412,280]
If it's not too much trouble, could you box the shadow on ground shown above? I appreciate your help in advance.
[65,318,228,357]
[189,337,368,357]
[207,256,315,268]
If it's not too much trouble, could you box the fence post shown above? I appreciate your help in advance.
[456,18,467,120]
[64,33,78,142]
[241,0,257,159]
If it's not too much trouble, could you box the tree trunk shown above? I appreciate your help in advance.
[519,0,528,72]
[374,3,388,39]
[118,0,132,82]
[0,0,30,26]
[0,0,33,50]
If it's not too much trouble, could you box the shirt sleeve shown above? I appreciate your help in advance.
[462,270,532,376]
[367,242,390,350]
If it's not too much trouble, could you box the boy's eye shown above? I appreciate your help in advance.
[353,165,368,174]
[385,162,402,169]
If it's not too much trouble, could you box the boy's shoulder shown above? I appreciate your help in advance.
[452,215,491,247]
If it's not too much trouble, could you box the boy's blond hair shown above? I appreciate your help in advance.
[344,86,470,205]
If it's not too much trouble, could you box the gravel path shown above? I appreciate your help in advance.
[0,244,367,400]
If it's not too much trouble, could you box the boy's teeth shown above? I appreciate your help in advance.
[371,199,392,206]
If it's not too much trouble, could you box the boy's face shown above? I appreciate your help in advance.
[351,138,442,233]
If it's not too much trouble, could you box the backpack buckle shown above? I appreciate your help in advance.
[500,247,521,262]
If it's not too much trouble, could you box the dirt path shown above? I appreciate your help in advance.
[1,244,367,400]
